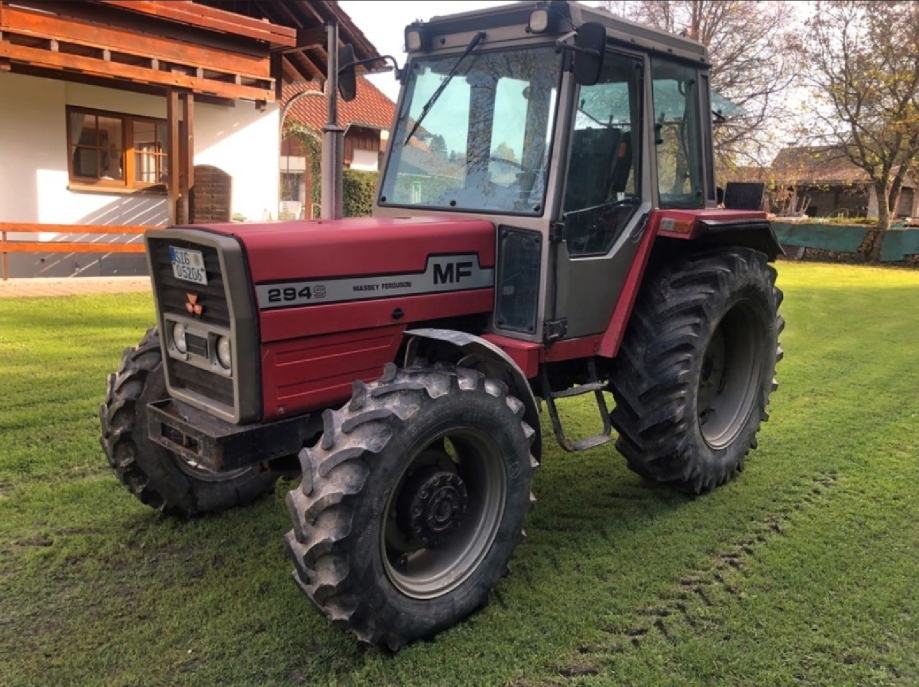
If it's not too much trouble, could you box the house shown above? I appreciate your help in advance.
[0,0,378,277]
[769,145,918,219]
[279,77,395,219]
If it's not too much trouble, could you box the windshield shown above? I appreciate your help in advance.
[380,46,561,215]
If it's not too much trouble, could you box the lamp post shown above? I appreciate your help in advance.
[320,20,344,220]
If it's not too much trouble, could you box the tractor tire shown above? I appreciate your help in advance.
[99,327,278,517]
[285,363,538,650]
[608,248,783,494]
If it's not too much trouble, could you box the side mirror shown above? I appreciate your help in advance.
[572,22,606,86]
[338,44,357,102]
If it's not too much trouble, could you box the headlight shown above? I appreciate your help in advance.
[528,9,551,33]
[405,27,426,52]
[217,335,231,369]
[172,322,187,354]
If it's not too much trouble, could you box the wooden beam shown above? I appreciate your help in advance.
[0,240,145,254]
[280,57,300,84]
[295,26,327,50]
[181,91,194,224]
[270,52,283,101]
[1,5,272,80]
[0,223,149,234]
[0,1,5,76]
[287,49,323,81]
[96,1,297,48]
[10,62,236,106]
[0,41,275,101]
[167,89,180,225]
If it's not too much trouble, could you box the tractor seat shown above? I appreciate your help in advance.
[565,127,628,211]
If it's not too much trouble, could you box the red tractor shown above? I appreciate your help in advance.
[100,2,783,650]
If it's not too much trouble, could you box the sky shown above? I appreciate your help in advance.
[340,1,531,102]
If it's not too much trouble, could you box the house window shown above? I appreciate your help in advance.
[67,106,168,190]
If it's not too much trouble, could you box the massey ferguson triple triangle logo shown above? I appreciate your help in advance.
[185,292,204,317]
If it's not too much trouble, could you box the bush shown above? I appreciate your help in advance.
[343,169,378,217]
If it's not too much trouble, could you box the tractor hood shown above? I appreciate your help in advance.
[185,216,498,345]
[195,216,495,284]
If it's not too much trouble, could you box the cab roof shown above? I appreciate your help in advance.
[419,1,708,66]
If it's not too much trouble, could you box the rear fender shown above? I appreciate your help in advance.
[404,328,541,462]
[689,218,784,259]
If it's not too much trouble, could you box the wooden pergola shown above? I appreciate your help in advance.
[0,0,378,239]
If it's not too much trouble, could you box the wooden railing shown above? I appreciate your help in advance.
[0,223,150,280]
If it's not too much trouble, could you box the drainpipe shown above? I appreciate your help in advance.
[320,20,344,220]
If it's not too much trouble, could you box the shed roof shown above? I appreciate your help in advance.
[768,145,916,189]
[772,146,871,185]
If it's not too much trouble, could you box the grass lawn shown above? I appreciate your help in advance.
[1,261,917,687]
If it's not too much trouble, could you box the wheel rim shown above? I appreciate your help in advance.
[174,455,252,481]
[697,301,764,449]
[381,429,506,599]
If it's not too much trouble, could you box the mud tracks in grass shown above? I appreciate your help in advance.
[554,471,839,678]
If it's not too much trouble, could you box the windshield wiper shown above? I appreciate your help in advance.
[403,31,485,146]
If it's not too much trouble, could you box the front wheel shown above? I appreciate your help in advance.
[285,363,537,650]
[609,248,783,493]
[99,327,278,516]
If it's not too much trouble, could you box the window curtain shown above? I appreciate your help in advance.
[69,111,87,146]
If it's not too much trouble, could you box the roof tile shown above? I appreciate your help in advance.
[282,77,395,132]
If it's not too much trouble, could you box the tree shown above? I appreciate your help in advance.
[605,0,796,172]
[429,134,448,157]
[796,1,919,260]
[491,142,518,163]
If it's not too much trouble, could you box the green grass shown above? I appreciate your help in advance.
[1,262,917,687]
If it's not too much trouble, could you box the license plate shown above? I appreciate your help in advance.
[169,246,208,285]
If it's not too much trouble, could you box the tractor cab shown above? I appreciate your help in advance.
[356,1,719,341]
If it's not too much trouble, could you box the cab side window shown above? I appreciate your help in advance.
[562,53,642,256]
[651,58,704,208]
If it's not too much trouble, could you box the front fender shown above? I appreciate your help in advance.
[404,328,542,462]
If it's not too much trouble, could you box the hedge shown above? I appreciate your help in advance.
[343,170,378,217]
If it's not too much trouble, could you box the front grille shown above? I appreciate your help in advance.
[186,332,208,358]
[148,239,230,328]
[148,235,237,417]
[172,360,235,407]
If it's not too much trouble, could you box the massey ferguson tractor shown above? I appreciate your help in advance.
[100,1,783,649]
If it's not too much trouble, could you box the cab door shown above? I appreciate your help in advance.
[550,50,651,339]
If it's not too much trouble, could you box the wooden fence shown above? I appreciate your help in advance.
[0,223,149,279]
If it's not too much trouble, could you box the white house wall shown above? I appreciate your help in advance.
[193,99,279,222]
[0,71,279,228]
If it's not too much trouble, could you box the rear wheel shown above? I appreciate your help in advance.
[608,248,783,493]
[99,327,278,516]
[285,363,537,649]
